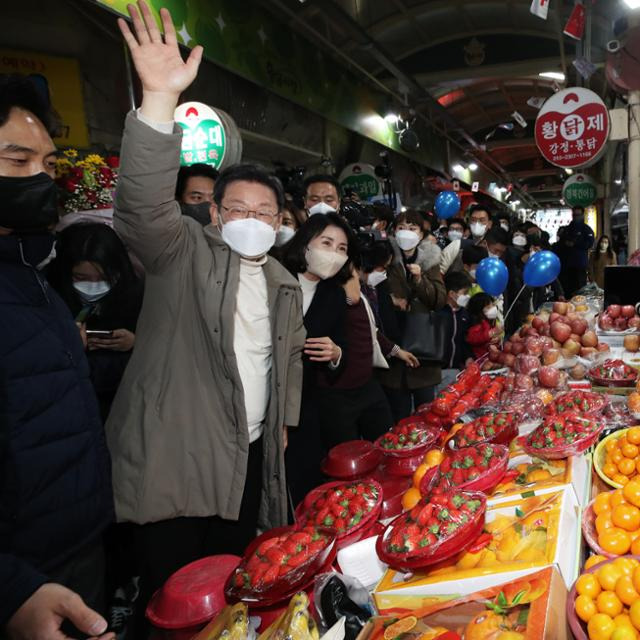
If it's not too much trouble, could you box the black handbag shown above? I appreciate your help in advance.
[400,311,451,364]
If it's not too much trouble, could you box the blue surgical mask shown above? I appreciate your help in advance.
[73,280,111,303]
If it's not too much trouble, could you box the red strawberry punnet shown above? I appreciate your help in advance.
[522,413,604,460]
[376,490,486,571]
[421,444,509,495]
[452,412,518,449]
[375,419,439,456]
[544,390,607,417]
[298,481,382,536]
[226,525,334,600]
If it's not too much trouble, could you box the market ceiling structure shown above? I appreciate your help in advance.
[262,0,626,209]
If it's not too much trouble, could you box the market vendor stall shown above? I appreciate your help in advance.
[145,284,640,640]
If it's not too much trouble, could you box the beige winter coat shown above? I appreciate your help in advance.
[106,113,305,528]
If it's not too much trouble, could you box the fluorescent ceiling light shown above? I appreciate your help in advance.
[624,0,640,8]
[452,164,464,172]
[512,200,521,205]
[539,71,566,81]
[565,169,573,175]
[615,178,623,184]
[468,162,478,171]
[384,113,399,124]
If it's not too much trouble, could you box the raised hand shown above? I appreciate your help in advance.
[118,1,203,120]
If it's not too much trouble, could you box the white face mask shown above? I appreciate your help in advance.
[367,270,387,288]
[469,268,477,280]
[500,221,510,232]
[484,305,498,320]
[395,229,421,251]
[308,202,337,216]
[220,218,276,258]
[448,229,463,242]
[275,225,296,247]
[456,293,470,308]
[513,235,527,247]
[73,280,111,303]
[470,222,487,238]
[305,247,348,280]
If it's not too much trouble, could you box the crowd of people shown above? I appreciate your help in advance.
[0,3,614,639]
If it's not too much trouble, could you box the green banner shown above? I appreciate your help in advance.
[92,0,444,167]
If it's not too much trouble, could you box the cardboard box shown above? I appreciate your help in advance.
[363,566,567,640]
[488,449,592,507]
[373,489,580,615]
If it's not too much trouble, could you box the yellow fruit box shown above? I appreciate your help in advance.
[487,448,592,508]
[373,488,581,616]
[361,566,567,640]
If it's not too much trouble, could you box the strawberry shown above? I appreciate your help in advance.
[250,562,269,587]
[416,504,433,526]
[262,565,280,585]
[257,538,280,555]
[289,532,312,545]
[287,550,311,568]
[265,546,287,565]
[334,517,347,531]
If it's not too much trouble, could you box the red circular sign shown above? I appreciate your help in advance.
[534,87,609,169]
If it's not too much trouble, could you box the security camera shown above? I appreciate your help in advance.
[607,39,622,53]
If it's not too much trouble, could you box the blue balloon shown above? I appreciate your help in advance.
[523,250,561,288]
[434,190,460,220]
[476,257,509,297]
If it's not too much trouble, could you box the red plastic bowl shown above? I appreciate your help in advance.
[320,440,383,479]
[521,422,604,461]
[370,472,412,520]
[224,526,335,607]
[376,492,487,572]
[381,453,425,477]
[146,555,240,629]
[375,421,439,459]
[566,555,640,640]
[295,480,383,549]
[581,499,616,559]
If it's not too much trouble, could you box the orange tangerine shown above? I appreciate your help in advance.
[614,474,631,486]
[628,427,640,445]
[577,574,602,599]
[614,450,625,465]
[575,594,597,623]
[616,575,640,606]
[413,463,429,489]
[586,555,609,571]
[624,482,640,508]
[596,513,615,536]
[612,504,640,531]
[619,458,637,477]
[594,493,613,515]
[623,443,640,459]
[612,490,629,508]
[605,463,621,479]
[597,591,624,617]
[401,487,421,511]
[599,529,632,556]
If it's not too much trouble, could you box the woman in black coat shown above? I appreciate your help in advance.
[48,223,143,423]
[281,214,353,506]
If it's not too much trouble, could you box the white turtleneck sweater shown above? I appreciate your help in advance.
[234,256,272,442]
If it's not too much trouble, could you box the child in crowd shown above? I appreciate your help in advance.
[435,271,473,393]
[465,292,502,360]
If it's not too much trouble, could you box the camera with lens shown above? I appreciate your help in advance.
[341,198,376,231]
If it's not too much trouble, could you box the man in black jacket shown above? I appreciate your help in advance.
[0,75,114,639]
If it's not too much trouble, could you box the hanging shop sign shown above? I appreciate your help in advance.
[174,102,242,170]
[338,163,382,199]
[534,87,609,169]
[0,49,89,148]
[562,173,598,207]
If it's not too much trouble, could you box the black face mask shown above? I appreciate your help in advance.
[180,201,212,226]
[0,173,59,232]
[573,215,585,223]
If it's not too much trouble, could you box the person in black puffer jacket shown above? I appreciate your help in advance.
[0,75,114,639]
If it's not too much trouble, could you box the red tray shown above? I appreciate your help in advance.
[376,492,487,572]
[450,419,519,450]
[224,526,336,608]
[521,422,604,460]
[374,422,439,459]
[420,445,509,496]
[295,480,383,549]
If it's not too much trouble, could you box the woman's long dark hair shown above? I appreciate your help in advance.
[48,223,139,307]
[282,213,359,284]
[467,292,494,325]
[595,235,615,260]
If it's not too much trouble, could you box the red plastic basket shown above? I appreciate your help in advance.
[521,422,604,460]
[581,499,616,559]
